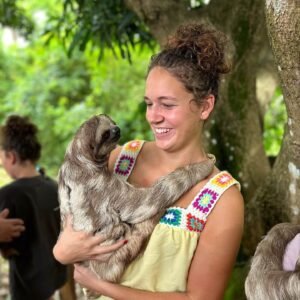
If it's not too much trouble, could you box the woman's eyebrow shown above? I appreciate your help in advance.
[144,96,178,101]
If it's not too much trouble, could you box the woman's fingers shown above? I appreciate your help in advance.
[92,239,127,260]
[64,215,74,229]
[55,215,127,263]
[73,263,102,292]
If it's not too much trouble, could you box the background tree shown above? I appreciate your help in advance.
[245,0,300,253]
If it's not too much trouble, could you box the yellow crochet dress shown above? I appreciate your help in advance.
[99,140,239,299]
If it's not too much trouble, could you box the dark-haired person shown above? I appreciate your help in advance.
[54,23,244,299]
[0,115,67,300]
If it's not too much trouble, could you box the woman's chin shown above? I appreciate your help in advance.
[154,136,175,151]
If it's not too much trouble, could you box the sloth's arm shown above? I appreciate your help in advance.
[117,160,214,224]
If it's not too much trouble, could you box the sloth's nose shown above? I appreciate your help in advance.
[111,126,121,138]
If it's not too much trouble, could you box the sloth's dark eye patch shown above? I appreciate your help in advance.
[102,130,110,141]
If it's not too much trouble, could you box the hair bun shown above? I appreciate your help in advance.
[165,23,230,74]
[6,115,38,138]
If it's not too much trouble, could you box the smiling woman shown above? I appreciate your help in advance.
[53,23,244,300]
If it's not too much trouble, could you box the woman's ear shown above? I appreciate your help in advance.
[200,95,215,120]
[6,151,17,165]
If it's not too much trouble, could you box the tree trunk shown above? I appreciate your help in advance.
[124,0,201,45]
[206,0,271,203]
[244,0,300,255]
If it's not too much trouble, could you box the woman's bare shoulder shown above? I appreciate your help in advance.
[108,140,154,174]
[207,183,244,230]
[108,145,122,173]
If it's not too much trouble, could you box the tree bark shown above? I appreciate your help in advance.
[206,0,271,203]
[244,0,300,255]
[124,0,202,45]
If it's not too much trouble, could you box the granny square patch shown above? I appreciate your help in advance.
[186,213,205,232]
[211,172,234,188]
[160,208,182,226]
[193,188,219,213]
[115,155,134,176]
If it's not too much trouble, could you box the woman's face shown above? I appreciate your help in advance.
[145,67,205,152]
[0,150,14,178]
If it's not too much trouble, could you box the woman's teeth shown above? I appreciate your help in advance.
[155,128,170,134]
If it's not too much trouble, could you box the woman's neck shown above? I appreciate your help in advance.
[150,140,208,173]
[13,163,40,179]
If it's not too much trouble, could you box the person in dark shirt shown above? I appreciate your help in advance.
[0,115,67,300]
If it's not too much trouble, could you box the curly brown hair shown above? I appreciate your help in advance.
[0,115,41,163]
[148,23,230,104]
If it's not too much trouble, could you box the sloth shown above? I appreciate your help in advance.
[245,223,300,300]
[58,114,215,296]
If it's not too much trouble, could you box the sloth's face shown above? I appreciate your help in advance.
[93,114,121,160]
[75,114,121,164]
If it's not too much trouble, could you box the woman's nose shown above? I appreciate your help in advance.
[146,105,164,123]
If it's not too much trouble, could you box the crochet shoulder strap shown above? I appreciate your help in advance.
[187,171,241,220]
[113,140,145,181]
[160,171,240,233]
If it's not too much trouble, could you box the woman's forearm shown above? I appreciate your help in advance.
[98,281,190,300]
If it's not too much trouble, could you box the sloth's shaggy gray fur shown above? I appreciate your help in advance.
[245,223,300,300]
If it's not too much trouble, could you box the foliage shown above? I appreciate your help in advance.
[224,264,249,300]
[0,0,34,37]
[263,87,287,157]
[0,33,154,176]
[45,0,155,62]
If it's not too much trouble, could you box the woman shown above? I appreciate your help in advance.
[54,23,244,299]
[0,115,67,300]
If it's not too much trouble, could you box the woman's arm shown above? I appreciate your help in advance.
[186,185,244,299]
[74,185,244,300]
[53,216,126,264]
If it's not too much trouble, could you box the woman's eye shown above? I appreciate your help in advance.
[145,102,153,107]
[162,103,175,108]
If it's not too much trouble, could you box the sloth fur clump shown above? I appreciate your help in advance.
[245,223,300,300]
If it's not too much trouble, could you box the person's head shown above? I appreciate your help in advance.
[0,115,41,178]
[144,23,230,152]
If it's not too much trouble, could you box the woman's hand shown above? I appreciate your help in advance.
[53,215,126,264]
[74,264,103,294]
